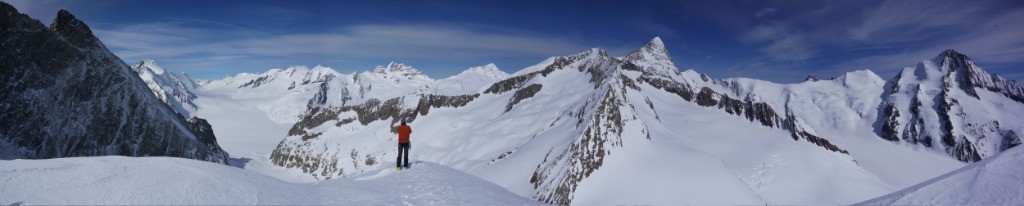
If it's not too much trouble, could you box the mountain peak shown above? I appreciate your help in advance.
[624,37,677,77]
[376,62,419,73]
[1,2,18,16]
[932,49,972,68]
[940,49,967,59]
[134,59,165,74]
[646,36,666,51]
[373,62,430,80]
[458,63,509,79]
[804,75,820,82]
[626,37,672,61]
[50,9,101,49]
[51,9,88,34]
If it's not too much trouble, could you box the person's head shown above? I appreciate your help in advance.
[401,119,406,125]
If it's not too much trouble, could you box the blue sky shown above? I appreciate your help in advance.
[7,0,1024,82]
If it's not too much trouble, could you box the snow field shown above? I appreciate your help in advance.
[0,157,540,205]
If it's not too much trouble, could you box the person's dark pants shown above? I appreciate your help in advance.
[397,143,410,168]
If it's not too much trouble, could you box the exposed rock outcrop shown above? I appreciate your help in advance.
[0,4,229,164]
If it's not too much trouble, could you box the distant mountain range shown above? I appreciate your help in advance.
[181,36,1020,204]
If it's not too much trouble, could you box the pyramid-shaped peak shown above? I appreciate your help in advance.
[51,9,90,34]
[627,37,671,59]
[934,49,972,64]
[647,37,665,50]
[50,9,103,49]
[931,49,974,72]
[939,49,970,60]
[624,37,676,76]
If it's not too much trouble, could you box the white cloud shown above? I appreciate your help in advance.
[754,8,776,18]
[92,23,591,77]
[833,8,1024,76]
[845,1,979,42]
[741,25,815,61]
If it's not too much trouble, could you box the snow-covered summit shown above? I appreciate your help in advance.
[458,63,509,79]
[131,59,199,118]
[624,37,677,78]
[932,49,1024,102]
[372,62,431,81]
[879,50,1024,162]
[135,59,166,74]
[432,64,510,95]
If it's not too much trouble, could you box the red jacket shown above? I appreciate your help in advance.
[397,125,412,143]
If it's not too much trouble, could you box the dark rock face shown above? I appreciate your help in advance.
[506,84,543,112]
[484,73,537,94]
[0,4,229,163]
[695,87,718,106]
[238,76,271,88]
[662,84,849,155]
[879,105,902,142]
[306,74,350,109]
[637,74,694,101]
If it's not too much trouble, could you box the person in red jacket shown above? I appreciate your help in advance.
[396,119,412,170]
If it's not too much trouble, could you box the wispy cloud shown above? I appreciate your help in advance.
[741,25,814,61]
[716,0,1024,82]
[845,1,980,42]
[754,8,776,18]
[93,23,590,78]
[832,5,1024,77]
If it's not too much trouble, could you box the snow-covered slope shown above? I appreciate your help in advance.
[268,37,974,205]
[858,144,1024,205]
[0,156,539,205]
[0,3,229,164]
[878,49,1024,162]
[131,59,199,118]
[198,65,344,124]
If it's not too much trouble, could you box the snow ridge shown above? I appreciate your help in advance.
[131,60,199,118]
[196,62,508,123]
